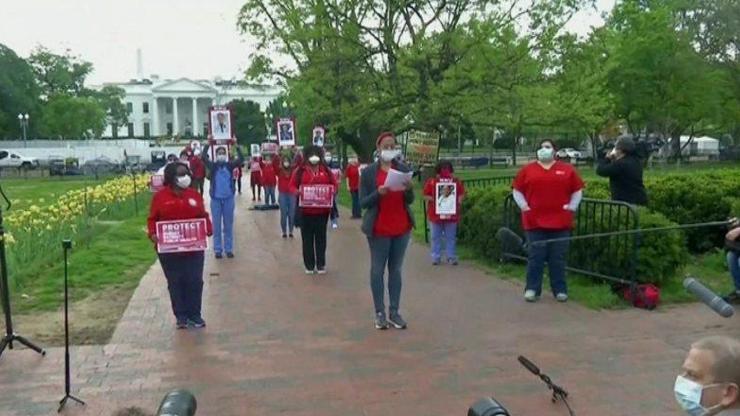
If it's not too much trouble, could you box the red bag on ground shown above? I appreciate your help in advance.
[622,284,660,310]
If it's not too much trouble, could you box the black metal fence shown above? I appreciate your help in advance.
[501,195,640,285]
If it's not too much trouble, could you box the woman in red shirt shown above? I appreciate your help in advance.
[290,146,336,274]
[423,160,465,265]
[249,156,263,201]
[276,154,297,238]
[345,158,361,218]
[512,139,584,303]
[261,155,278,206]
[147,162,213,329]
[359,132,414,330]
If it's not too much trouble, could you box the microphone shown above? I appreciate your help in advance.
[518,355,541,376]
[156,389,197,416]
[683,277,735,318]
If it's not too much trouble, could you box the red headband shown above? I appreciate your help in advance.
[376,131,395,146]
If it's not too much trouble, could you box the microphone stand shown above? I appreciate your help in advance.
[58,240,84,412]
[0,183,45,359]
[518,356,575,416]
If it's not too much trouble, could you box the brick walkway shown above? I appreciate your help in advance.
[1,192,739,415]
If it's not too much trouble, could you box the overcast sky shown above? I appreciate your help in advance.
[0,0,615,85]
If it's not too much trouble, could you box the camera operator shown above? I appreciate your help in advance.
[675,336,740,415]
[596,136,648,205]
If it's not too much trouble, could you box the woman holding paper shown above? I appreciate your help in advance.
[291,146,336,274]
[423,160,466,265]
[147,162,213,329]
[360,132,414,330]
[512,139,584,303]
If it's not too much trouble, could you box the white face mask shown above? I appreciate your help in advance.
[674,375,725,416]
[380,149,399,162]
[176,175,191,189]
[537,147,554,162]
[308,155,320,165]
[216,154,228,162]
[282,161,291,168]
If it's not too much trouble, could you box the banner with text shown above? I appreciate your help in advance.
[156,218,209,254]
[405,130,440,167]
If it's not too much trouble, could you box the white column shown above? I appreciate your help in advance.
[151,97,159,136]
[211,97,216,107]
[172,97,179,135]
[192,98,198,137]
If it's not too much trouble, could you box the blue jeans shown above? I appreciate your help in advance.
[211,196,235,254]
[279,192,296,234]
[430,221,458,262]
[728,251,740,292]
[367,233,410,314]
[265,186,277,205]
[525,229,570,296]
[350,191,361,218]
[158,252,205,321]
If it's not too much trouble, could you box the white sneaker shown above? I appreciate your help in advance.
[331,222,338,229]
[524,290,538,302]
[555,293,569,302]
[305,269,315,275]
[316,268,327,275]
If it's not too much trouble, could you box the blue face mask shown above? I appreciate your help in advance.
[537,147,554,162]
[674,375,724,416]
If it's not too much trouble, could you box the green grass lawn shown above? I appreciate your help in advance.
[337,163,737,309]
[2,176,113,211]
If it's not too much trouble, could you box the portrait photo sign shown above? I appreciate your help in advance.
[277,117,296,147]
[209,107,233,141]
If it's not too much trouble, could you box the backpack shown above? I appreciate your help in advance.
[622,284,660,310]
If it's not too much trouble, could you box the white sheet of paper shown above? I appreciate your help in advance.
[383,169,413,191]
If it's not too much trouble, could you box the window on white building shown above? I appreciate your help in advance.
[203,122,208,137]
[143,123,150,138]
[143,102,150,114]
[166,123,173,135]
[126,102,133,113]
[127,123,134,138]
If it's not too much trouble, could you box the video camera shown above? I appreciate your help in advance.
[154,390,196,416]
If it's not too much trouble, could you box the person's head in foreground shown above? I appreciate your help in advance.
[676,335,740,415]
[612,136,636,159]
[303,145,325,167]
[536,139,556,163]
[215,146,228,163]
[376,132,399,164]
[164,162,191,190]
[435,160,454,178]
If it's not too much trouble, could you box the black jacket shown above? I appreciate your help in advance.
[596,155,648,205]
[359,162,415,237]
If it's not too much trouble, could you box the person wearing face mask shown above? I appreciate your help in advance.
[290,145,336,274]
[147,162,213,329]
[260,155,278,206]
[596,135,648,205]
[345,158,362,219]
[360,132,414,330]
[675,336,740,415]
[276,154,297,238]
[203,144,244,259]
[250,155,263,201]
[512,139,584,303]
[423,160,466,265]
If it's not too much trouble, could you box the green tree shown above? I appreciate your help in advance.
[40,95,107,139]
[92,85,130,139]
[0,44,41,139]
[28,46,93,98]
[228,99,268,146]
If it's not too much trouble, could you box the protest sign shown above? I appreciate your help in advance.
[155,218,208,253]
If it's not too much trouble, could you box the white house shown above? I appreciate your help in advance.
[97,76,282,139]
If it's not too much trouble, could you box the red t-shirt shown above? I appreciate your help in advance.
[277,169,294,193]
[423,176,465,223]
[512,161,584,231]
[291,165,336,216]
[147,186,213,243]
[261,163,277,187]
[373,169,412,237]
[345,164,360,191]
[188,156,206,179]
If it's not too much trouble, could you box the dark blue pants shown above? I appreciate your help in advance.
[367,233,411,314]
[350,191,361,218]
[525,229,570,296]
[158,252,205,322]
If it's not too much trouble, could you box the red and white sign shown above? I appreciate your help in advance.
[150,174,165,192]
[299,184,334,208]
[156,218,209,254]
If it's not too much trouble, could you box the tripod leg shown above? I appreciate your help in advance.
[69,395,85,405]
[0,336,8,356]
[14,335,46,356]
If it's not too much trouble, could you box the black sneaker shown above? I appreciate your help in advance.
[723,291,740,304]
[282,234,287,239]
[215,252,223,259]
[374,312,389,330]
[189,317,206,328]
[388,312,407,329]
[289,234,294,238]
[176,319,189,329]
[226,252,234,258]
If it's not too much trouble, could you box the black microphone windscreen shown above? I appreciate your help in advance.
[518,355,540,375]
[683,277,735,318]
[156,389,197,416]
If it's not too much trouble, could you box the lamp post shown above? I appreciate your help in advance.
[17,113,29,147]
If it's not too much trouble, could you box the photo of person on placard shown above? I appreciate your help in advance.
[436,183,457,216]
[313,127,325,147]
[278,120,295,146]
[211,110,231,140]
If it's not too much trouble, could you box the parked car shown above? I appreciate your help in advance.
[556,148,583,159]
[82,156,120,176]
[64,158,82,175]
[48,157,66,176]
[0,150,39,169]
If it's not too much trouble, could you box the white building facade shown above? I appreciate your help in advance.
[100,77,282,138]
